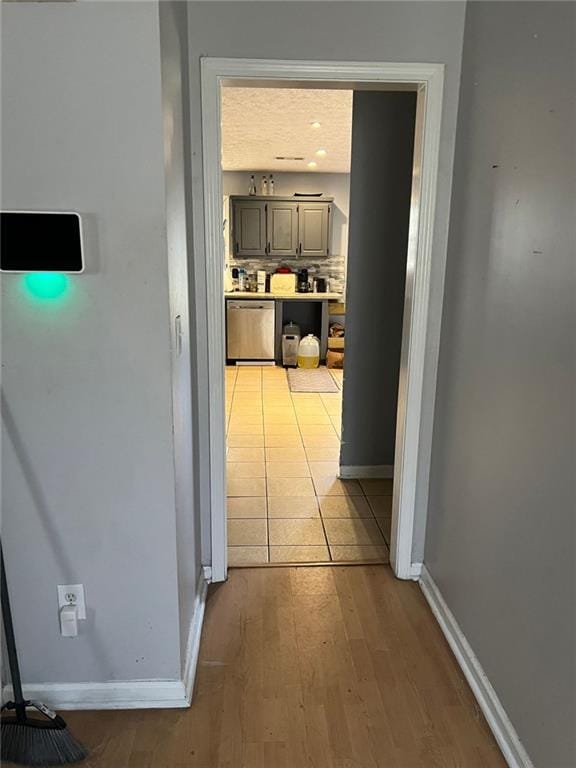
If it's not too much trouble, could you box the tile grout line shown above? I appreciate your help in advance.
[225,366,237,440]
[267,366,300,563]
[291,378,334,561]
[226,366,388,565]
[226,365,268,561]
[259,367,271,564]
[306,370,389,559]
[336,370,388,555]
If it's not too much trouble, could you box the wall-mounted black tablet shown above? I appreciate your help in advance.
[1,211,84,272]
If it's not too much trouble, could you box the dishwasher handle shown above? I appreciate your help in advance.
[228,301,274,311]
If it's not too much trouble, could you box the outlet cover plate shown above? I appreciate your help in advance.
[57,584,86,620]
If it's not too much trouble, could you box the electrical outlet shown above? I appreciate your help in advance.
[57,584,86,620]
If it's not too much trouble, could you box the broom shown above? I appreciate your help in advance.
[1,545,87,765]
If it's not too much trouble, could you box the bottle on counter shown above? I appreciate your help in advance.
[248,272,258,293]
[269,174,275,195]
[261,175,268,195]
[248,175,257,196]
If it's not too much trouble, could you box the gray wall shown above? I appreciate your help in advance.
[223,171,350,293]
[159,1,201,671]
[425,3,575,766]
[187,1,466,558]
[341,92,416,467]
[1,2,183,683]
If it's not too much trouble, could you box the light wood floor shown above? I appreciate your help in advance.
[51,566,505,767]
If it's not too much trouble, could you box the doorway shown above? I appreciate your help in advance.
[223,86,361,567]
[199,59,445,582]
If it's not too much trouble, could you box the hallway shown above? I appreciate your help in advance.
[56,566,505,768]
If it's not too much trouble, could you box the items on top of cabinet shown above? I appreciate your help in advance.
[256,174,275,195]
[224,266,234,293]
[315,277,327,293]
[248,175,256,196]
[248,273,259,292]
[297,268,310,293]
[270,272,297,295]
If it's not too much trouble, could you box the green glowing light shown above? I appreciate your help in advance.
[23,272,70,300]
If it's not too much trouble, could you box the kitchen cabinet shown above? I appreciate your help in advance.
[225,294,339,363]
[298,201,331,258]
[232,199,267,257]
[267,201,299,257]
[230,196,332,258]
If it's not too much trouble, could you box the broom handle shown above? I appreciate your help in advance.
[1,543,26,716]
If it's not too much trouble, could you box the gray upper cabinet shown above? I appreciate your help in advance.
[232,199,267,257]
[230,196,332,258]
[298,202,331,258]
[267,201,299,257]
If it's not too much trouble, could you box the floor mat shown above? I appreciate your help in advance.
[287,366,340,393]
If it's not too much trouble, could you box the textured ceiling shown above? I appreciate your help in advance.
[221,87,353,173]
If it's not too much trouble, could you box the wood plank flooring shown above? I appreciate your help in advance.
[40,566,505,767]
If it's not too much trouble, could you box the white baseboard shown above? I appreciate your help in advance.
[2,680,189,711]
[182,571,209,703]
[339,464,394,479]
[409,561,422,580]
[419,567,534,768]
[202,564,213,583]
[3,573,209,711]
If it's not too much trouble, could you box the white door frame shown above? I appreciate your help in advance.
[200,58,445,582]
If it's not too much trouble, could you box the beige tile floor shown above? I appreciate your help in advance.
[225,365,391,566]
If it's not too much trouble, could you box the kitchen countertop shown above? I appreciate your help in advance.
[225,292,343,301]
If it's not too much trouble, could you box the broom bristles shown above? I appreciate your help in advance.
[1,721,88,766]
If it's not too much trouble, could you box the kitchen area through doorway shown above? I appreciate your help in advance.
[222,83,414,566]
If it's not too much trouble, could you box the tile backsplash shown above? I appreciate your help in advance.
[228,254,346,295]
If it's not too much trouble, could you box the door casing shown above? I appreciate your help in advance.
[196,58,446,582]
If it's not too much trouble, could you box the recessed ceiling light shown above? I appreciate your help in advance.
[315,149,327,158]
[310,121,321,129]
[307,161,318,169]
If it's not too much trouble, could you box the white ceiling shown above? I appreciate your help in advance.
[221,87,353,173]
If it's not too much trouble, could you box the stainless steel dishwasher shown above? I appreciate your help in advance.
[226,299,276,361]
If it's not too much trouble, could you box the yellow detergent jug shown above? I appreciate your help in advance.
[298,334,320,369]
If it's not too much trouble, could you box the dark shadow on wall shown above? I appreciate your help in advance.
[341,91,417,468]
[1,391,112,677]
